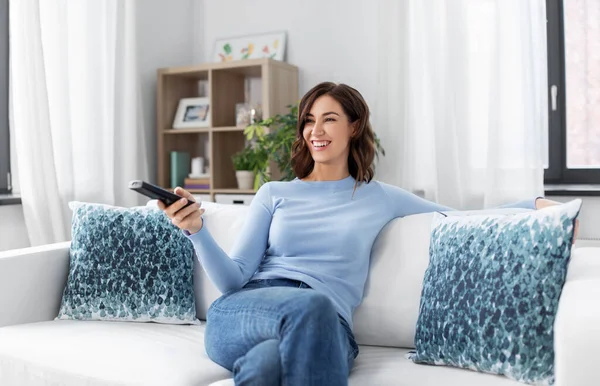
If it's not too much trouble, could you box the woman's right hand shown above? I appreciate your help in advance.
[157,187,205,234]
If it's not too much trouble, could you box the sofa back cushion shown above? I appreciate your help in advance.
[181,200,535,349]
[194,201,436,347]
[352,207,534,348]
[351,213,435,348]
[192,202,249,320]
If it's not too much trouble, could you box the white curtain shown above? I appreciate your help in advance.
[375,0,547,209]
[9,0,149,246]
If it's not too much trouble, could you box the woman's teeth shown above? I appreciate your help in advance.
[312,141,331,148]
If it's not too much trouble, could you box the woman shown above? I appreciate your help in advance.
[159,82,558,386]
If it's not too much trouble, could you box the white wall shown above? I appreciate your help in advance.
[136,0,199,184]
[198,0,378,104]
[0,205,29,252]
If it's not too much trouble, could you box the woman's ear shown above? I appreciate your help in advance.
[351,121,359,137]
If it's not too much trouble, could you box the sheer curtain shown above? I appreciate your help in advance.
[9,0,149,246]
[374,0,547,209]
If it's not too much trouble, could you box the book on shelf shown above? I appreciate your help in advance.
[184,177,210,190]
[184,184,210,190]
[170,151,190,188]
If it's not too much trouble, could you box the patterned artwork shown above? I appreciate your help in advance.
[212,31,287,62]
[410,199,581,385]
[56,202,199,325]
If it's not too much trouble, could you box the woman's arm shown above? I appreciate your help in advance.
[186,183,273,293]
[380,184,454,217]
[497,197,542,210]
[381,183,540,217]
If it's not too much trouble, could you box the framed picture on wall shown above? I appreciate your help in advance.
[212,31,287,62]
[173,97,211,129]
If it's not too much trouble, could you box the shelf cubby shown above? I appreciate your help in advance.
[156,58,299,201]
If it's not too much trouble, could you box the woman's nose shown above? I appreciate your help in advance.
[311,121,325,135]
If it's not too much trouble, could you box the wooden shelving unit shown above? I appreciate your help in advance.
[156,58,299,202]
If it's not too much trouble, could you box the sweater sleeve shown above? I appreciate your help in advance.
[186,183,273,293]
[496,198,541,210]
[380,183,541,217]
[380,183,454,217]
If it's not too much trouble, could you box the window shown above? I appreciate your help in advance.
[0,0,9,193]
[546,0,600,184]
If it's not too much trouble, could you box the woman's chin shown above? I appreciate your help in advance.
[312,156,337,165]
[311,154,330,163]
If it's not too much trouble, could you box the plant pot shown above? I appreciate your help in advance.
[235,170,255,190]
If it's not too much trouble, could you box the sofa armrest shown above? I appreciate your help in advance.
[554,247,600,386]
[0,242,70,327]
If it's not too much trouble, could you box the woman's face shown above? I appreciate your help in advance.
[303,95,355,167]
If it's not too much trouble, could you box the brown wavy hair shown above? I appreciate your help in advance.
[291,82,376,185]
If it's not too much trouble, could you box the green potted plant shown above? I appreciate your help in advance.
[231,146,261,190]
[243,104,386,188]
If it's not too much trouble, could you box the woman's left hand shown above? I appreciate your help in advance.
[535,198,579,243]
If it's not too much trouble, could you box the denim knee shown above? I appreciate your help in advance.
[233,339,281,386]
[289,291,338,324]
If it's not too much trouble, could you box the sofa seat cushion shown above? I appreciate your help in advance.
[0,320,230,386]
[201,345,523,386]
[0,320,524,386]
[349,346,522,386]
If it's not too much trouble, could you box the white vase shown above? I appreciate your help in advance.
[235,170,255,190]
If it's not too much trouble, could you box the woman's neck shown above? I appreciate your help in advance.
[304,164,350,182]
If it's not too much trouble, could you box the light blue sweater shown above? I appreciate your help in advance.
[187,176,537,328]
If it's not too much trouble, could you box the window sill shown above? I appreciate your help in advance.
[544,184,600,197]
[0,193,22,205]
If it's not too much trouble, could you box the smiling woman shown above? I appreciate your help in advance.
[292,82,376,186]
[158,81,544,385]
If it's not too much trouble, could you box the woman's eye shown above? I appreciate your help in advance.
[325,117,335,122]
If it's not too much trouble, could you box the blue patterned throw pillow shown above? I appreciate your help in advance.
[410,199,581,385]
[56,202,199,324]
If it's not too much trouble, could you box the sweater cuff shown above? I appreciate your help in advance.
[183,216,213,244]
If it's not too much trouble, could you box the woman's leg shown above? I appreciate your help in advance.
[205,285,354,386]
[232,339,280,386]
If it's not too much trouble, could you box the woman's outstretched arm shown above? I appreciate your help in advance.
[160,184,273,294]
[380,182,540,217]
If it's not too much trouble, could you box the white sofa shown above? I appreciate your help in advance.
[1,201,599,386]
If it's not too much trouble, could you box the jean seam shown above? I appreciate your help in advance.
[210,305,285,318]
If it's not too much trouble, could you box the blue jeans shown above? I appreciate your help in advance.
[205,278,359,386]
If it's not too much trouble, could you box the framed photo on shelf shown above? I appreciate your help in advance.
[173,97,210,129]
[212,31,287,62]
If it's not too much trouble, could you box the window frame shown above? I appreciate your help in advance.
[545,0,600,185]
[0,0,9,194]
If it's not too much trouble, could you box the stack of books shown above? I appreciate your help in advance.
[184,177,210,190]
